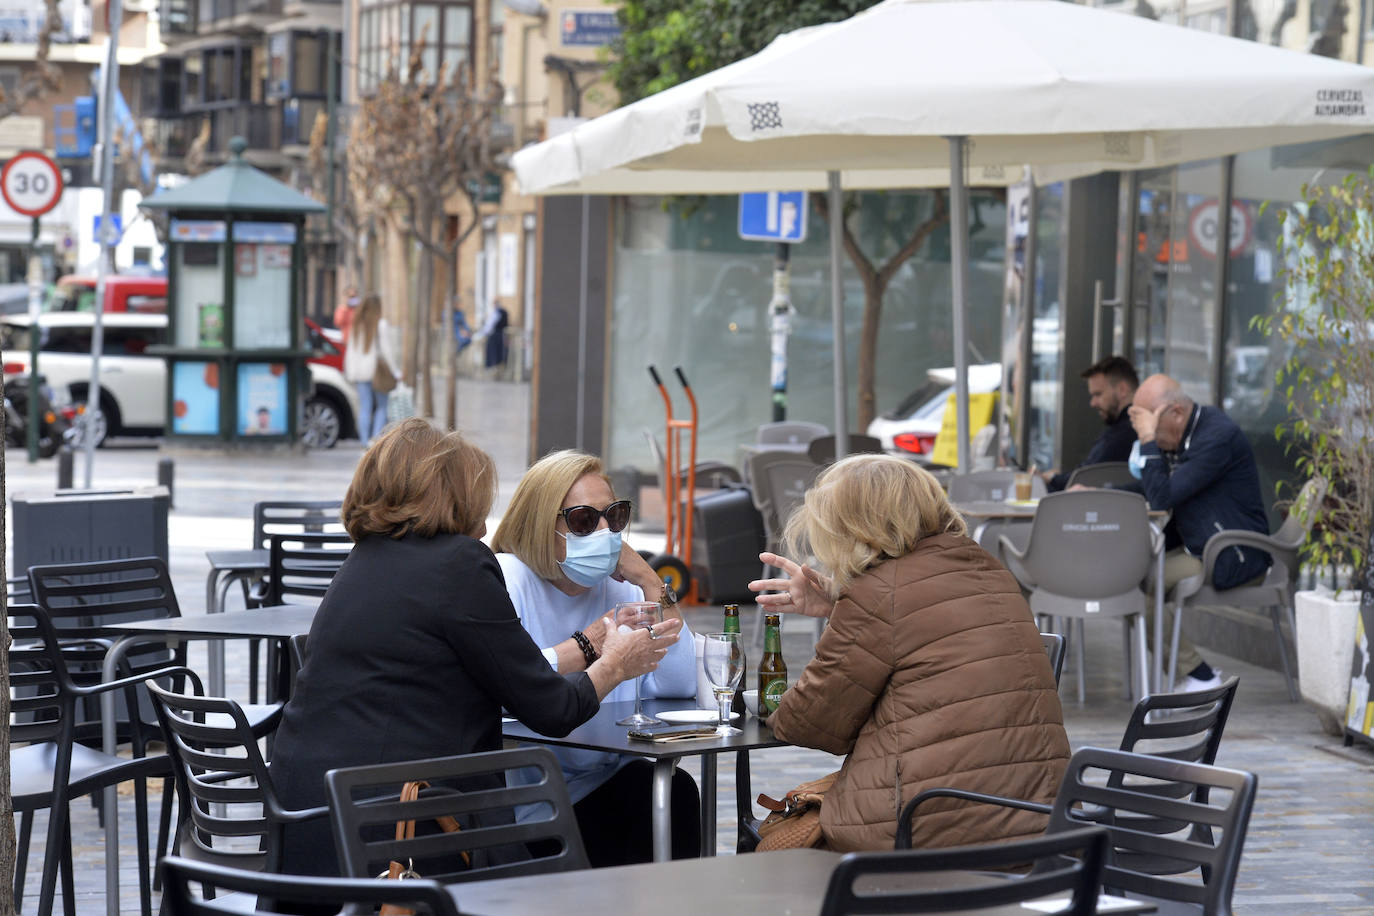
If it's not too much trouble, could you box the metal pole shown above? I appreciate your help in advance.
[88,9,121,490]
[948,137,971,475]
[768,242,793,422]
[325,29,338,238]
[827,171,849,458]
[26,216,40,462]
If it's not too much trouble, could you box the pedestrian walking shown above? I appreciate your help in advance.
[343,293,399,445]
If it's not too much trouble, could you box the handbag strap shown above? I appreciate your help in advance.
[394,780,471,867]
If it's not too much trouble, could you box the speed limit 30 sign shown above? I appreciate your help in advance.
[2,150,63,218]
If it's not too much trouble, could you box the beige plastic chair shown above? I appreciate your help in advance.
[1169,477,1327,700]
[747,450,822,646]
[999,489,1160,704]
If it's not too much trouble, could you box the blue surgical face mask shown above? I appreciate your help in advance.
[557,527,622,587]
[1128,439,1145,480]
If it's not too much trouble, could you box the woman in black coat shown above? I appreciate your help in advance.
[269,419,679,877]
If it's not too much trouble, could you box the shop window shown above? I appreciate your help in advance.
[357,0,473,91]
[294,32,324,95]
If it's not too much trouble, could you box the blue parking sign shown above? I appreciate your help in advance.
[738,192,808,243]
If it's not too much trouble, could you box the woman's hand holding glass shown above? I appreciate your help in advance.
[748,551,837,619]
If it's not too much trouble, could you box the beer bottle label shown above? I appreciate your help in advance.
[762,675,787,712]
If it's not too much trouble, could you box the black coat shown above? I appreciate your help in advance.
[1048,404,1138,492]
[269,532,599,877]
[1137,405,1272,590]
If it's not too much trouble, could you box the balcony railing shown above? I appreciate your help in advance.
[152,100,325,161]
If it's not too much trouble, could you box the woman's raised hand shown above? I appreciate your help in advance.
[600,615,683,681]
[748,552,836,619]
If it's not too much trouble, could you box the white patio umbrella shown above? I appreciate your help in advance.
[513,0,1374,468]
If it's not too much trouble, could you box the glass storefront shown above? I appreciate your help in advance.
[606,191,1006,470]
[1025,183,1063,472]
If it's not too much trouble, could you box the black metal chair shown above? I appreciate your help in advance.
[159,855,460,916]
[246,531,352,702]
[325,747,589,884]
[1040,632,1066,686]
[10,603,188,916]
[898,747,1258,916]
[146,680,331,877]
[820,826,1109,915]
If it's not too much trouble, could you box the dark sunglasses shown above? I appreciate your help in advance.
[559,500,633,536]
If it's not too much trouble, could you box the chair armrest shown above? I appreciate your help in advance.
[895,788,1050,850]
[246,579,269,608]
[1199,529,1294,583]
[996,535,1036,589]
[69,664,203,699]
[276,804,332,825]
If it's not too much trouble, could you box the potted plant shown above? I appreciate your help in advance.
[1255,170,1374,734]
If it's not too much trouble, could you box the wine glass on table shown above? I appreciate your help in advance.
[614,601,664,727]
[701,632,745,737]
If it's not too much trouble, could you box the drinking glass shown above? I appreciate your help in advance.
[701,632,745,737]
[614,601,663,727]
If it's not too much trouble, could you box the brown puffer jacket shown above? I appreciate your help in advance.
[769,532,1070,852]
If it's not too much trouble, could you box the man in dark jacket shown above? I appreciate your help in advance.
[1130,373,1271,690]
[1045,355,1139,492]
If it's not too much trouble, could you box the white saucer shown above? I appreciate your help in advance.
[656,709,740,724]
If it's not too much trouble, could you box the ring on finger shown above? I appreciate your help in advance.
[647,624,656,639]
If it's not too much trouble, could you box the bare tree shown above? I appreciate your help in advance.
[0,0,61,119]
[308,111,367,289]
[347,41,502,423]
[816,191,950,429]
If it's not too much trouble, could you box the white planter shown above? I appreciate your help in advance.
[1295,588,1360,735]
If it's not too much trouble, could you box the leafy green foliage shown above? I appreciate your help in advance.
[608,0,881,103]
[1252,168,1374,583]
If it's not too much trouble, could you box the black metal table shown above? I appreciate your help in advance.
[504,697,786,861]
[203,548,271,696]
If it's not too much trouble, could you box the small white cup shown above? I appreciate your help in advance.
[742,689,760,717]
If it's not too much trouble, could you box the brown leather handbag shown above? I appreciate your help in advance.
[378,780,468,916]
[755,770,838,851]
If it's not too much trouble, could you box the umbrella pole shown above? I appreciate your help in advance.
[947,136,971,475]
[828,170,850,458]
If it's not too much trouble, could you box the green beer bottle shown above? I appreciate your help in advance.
[758,614,788,718]
[724,604,746,716]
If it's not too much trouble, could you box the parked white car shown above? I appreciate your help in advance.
[867,363,1003,458]
[0,312,359,448]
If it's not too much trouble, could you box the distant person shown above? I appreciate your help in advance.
[481,304,509,370]
[1044,355,1139,492]
[749,454,1069,852]
[333,285,359,345]
[343,293,399,445]
[1129,373,1272,692]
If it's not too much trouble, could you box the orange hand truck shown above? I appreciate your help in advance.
[647,365,698,603]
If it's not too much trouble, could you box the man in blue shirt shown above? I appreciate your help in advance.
[1129,374,1271,691]
[1045,355,1139,492]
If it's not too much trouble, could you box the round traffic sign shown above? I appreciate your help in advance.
[1188,200,1252,260]
[1,151,64,218]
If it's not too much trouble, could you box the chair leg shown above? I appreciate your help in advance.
[248,637,261,704]
[16,809,33,909]
[1074,618,1086,706]
[1168,602,1184,693]
[152,777,174,891]
[58,819,74,916]
[1133,615,1150,702]
[1271,604,1301,702]
[134,778,154,916]
[38,804,67,916]
[1120,619,1135,701]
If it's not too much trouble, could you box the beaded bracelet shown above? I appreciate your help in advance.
[571,630,599,667]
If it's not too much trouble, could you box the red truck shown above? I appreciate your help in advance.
[45,274,169,314]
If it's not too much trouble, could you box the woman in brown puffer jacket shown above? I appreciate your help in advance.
[750,454,1070,852]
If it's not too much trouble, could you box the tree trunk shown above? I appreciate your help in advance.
[444,252,459,430]
[1,369,15,916]
[856,272,885,430]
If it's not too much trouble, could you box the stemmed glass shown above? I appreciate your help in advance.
[701,632,745,737]
[614,601,663,727]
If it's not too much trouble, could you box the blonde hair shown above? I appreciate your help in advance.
[355,293,382,350]
[785,454,967,596]
[490,450,613,580]
[342,418,495,541]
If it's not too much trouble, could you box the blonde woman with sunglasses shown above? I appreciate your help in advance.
[491,449,700,866]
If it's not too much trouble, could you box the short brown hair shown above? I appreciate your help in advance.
[785,454,967,596]
[342,418,496,541]
[1080,355,1139,389]
[490,450,610,580]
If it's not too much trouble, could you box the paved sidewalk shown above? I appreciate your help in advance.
[7,375,1374,914]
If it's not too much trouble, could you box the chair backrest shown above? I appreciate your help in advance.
[757,420,829,446]
[1047,747,1257,915]
[159,856,459,916]
[807,433,884,466]
[146,680,285,871]
[947,470,1047,503]
[251,500,344,550]
[1041,632,1066,686]
[262,532,353,606]
[746,451,821,549]
[1268,477,1329,577]
[326,747,589,884]
[819,826,1109,915]
[9,604,85,747]
[1016,490,1155,605]
[1066,462,1137,489]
